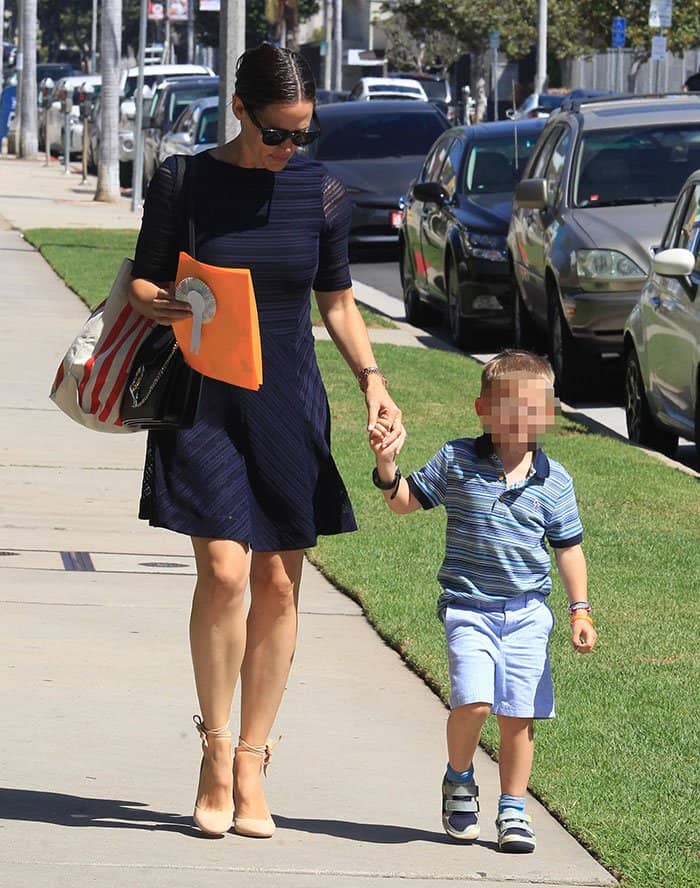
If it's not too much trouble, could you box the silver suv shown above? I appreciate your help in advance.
[507,94,700,399]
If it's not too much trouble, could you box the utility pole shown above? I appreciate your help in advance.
[535,0,547,93]
[218,0,245,144]
[333,0,342,91]
[91,0,98,72]
[131,0,148,211]
[187,0,195,64]
[323,0,331,90]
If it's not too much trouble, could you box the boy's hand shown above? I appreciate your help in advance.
[369,418,406,464]
[571,618,597,653]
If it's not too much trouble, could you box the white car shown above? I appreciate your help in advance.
[348,77,428,102]
[42,74,101,157]
[117,63,214,185]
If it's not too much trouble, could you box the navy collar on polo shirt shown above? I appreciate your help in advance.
[474,433,551,479]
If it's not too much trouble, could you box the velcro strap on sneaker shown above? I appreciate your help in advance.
[444,797,479,813]
[497,808,532,828]
[443,781,479,798]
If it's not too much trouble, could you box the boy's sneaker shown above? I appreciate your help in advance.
[441,773,480,841]
[496,807,536,853]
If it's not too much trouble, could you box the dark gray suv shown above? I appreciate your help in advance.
[507,94,700,399]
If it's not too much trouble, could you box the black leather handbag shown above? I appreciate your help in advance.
[120,156,202,431]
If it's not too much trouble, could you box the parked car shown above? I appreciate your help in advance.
[157,95,219,165]
[36,62,82,84]
[41,73,101,156]
[507,93,700,399]
[117,63,213,186]
[348,77,428,102]
[393,71,454,120]
[400,118,546,344]
[507,89,615,120]
[304,100,450,245]
[623,170,700,455]
[142,76,219,186]
[316,89,349,104]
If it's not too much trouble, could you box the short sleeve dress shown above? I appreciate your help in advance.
[131,151,358,551]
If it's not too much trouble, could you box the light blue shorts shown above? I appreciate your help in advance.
[443,592,555,719]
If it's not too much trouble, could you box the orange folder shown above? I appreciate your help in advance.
[172,251,263,390]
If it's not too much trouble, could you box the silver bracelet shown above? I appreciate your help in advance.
[357,366,387,392]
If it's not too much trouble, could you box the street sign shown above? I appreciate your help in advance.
[489,30,500,51]
[649,0,672,29]
[611,16,626,48]
[651,34,667,61]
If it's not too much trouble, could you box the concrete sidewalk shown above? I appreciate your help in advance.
[0,155,616,887]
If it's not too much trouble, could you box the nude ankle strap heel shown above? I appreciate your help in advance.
[233,735,281,838]
[192,715,234,837]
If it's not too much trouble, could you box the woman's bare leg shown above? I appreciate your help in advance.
[189,537,249,818]
[234,549,304,821]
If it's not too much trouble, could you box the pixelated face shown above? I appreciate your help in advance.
[476,375,555,446]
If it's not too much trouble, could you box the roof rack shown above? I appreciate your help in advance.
[558,92,695,113]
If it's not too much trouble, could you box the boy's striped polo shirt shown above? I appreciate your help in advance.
[407,434,583,613]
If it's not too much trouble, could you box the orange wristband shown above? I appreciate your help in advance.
[570,612,594,626]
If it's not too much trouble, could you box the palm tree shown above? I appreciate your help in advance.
[95,0,121,202]
[19,0,38,156]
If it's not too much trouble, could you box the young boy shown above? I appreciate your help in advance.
[370,350,597,853]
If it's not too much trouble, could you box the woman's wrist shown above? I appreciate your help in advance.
[357,366,387,392]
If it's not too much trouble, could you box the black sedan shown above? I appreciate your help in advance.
[303,100,450,245]
[400,118,546,346]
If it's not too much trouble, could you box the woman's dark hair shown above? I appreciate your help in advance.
[235,43,316,109]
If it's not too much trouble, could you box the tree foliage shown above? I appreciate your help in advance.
[382,0,700,74]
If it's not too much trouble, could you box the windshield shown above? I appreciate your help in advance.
[573,125,700,207]
[309,111,448,161]
[196,107,219,144]
[419,80,448,101]
[463,134,541,195]
[123,74,162,99]
[167,86,216,125]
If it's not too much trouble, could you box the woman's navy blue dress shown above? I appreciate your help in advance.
[131,151,357,551]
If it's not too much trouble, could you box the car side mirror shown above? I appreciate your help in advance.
[513,178,548,209]
[651,248,695,276]
[413,181,448,205]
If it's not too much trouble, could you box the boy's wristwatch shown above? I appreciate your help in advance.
[372,466,401,489]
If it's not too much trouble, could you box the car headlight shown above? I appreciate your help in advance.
[575,249,646,287]
[462,230,507,261]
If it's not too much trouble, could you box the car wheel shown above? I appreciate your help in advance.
[624,349,678,456]
[401,242,428,326]
[512,283,539,350]
[447,257,470,350]
[547,281,583,402]
[119,160,133,189]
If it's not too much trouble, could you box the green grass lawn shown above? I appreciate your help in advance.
[311,343,699,888]
[31,226,699,886]
[23,227,396,328]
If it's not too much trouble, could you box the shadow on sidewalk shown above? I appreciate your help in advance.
[273,814,499,851]
[0,788,203,838]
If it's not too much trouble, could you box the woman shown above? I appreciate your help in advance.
[127,43,402,838]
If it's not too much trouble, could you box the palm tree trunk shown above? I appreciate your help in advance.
[95,0,122,202]
[19,0,38,157]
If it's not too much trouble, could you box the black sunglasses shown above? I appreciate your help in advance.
[244,103,321,147]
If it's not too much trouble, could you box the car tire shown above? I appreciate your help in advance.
[401,242,429,326]
[119,160,133,189]
[512,282,539,350]
[624,349,678,456]
[447,256,470,350]
[547,281,584,402]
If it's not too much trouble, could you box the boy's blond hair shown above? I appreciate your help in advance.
[480,350,555,396]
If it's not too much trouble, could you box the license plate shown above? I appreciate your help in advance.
[390,210,403,228]
[472,295,503,311]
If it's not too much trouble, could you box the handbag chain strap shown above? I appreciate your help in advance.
[128,340,180,408]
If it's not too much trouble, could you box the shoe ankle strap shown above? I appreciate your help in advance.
[236,735,281,776]
[193,714,232,747]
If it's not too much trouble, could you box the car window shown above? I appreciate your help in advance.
[573,125,700,208]
[197,108,219,144]
[678,185,700,256]
[310,111,448,161]
[439,139,464,196]
[463,132,542,196]
[528,129,559,177]
[421,137,452,181]
[662,187,691,249]
[544,129,571,201]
